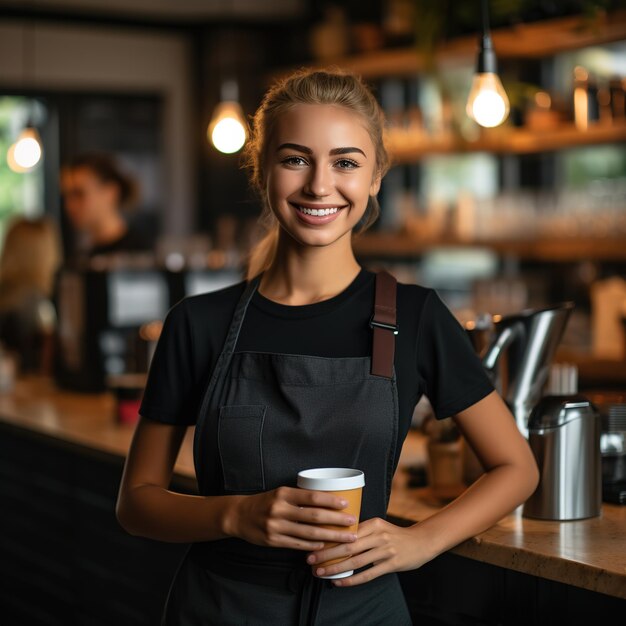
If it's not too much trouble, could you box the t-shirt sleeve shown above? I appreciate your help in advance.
[138,298,199,425]
[416,289,495,420]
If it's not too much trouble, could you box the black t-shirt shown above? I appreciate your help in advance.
[139,267,495,471]
[89,221,153,257]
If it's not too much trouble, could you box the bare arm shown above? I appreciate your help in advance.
[413,389,540,556]
[116,416,358,547]
[115,416,241,542]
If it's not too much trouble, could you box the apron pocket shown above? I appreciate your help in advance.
[218,404,267,492]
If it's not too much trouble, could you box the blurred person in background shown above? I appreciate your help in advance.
[61,152,154,259]
[0,217,62,374]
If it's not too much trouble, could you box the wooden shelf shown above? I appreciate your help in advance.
[270,10,626,81]
[555,350,626,386]
[387,122,626,162]
[353,232,626,262]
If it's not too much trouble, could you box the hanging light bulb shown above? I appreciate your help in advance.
[209,102,247,154]
[466,72,510,128]
[6,142,26,173]
[208,80,247,154]
[7,26,44,172]
[14,126,43,168]
[466,0,510,128]
[7,124,43,173]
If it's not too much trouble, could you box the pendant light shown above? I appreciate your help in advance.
[6,22,43,172]
[7,105,43,173]
[465,0,510,128]
[208,79,247,154]
[8,122,43,172]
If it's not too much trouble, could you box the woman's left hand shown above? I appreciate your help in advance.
[305,517,434,586]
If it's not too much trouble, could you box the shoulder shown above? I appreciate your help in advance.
[397,281,457,315]
[180,279,247,321]
[151,279,248,367]
[166,279,248,341]
[396,280,434,304]
[394,279,437,323]
[393,280,466,347]
[367,270,433,306]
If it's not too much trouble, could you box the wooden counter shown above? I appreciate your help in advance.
[1,377,624,603]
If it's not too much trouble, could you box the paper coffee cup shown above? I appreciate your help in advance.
[296,468,365,579]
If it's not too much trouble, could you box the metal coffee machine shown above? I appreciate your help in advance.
[53,265,242,392]
[469,302,575,438]
[53,268,170,392]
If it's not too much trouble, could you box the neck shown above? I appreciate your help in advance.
[91,213,127,247]
[258,230,362,305]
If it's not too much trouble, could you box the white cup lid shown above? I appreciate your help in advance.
[297,467,365,491]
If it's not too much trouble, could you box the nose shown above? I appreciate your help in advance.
[303,162,331,198]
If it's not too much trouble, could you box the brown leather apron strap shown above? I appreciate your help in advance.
[370,270,398,378]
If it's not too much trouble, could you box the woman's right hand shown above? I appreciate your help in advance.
[223,486,358,551]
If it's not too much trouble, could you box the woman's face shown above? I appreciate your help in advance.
[265,103,381,248]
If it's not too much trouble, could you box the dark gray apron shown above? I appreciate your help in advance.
[161,270,412,626]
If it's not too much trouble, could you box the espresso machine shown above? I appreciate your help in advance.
[467,302,575,438]
[53,265,243,392]
[53,268,171,392]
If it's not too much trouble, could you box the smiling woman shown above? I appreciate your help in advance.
[116,67,539,626]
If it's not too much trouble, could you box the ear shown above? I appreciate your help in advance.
[369,170,382,197]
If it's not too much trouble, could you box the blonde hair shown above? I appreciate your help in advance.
[241,67,390,281]
[0,217,62,309]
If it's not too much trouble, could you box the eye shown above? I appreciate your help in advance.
[335,158,359,169]
[281,155,308,167]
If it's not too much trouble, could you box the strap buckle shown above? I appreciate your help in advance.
[369,314,399,335]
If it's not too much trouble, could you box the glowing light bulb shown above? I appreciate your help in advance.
[7,127,43,171]
[7,143,24,173]
[208,101,247,154]
[466,72,510,128]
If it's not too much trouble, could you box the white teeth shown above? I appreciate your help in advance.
[297,206,340,216]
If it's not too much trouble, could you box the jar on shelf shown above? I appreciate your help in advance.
[309,6,350,61]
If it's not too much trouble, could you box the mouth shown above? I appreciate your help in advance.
[289,202,349,225]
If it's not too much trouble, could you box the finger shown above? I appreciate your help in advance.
[292,488,349,510]
[308,532,379,565]
[343,518,377,536]
[276,535,327,551]
[313,545,391,579]
[279,519,358,544]
[290,504,357,527]
[331,562,390,587]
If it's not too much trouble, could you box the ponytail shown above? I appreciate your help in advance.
[245,220,279,281]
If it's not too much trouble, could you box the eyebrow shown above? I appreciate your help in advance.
[276,143,366,158]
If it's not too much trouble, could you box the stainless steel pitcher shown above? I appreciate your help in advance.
[480,302,575,438]
[522,394,602,520]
